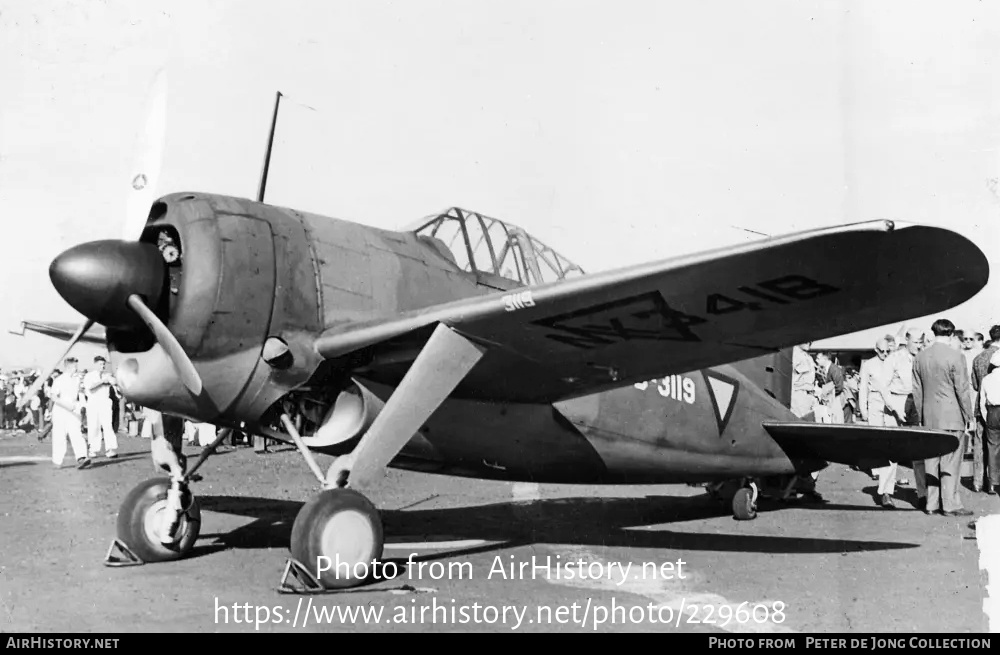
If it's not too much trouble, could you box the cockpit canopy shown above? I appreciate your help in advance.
[411,207,585,287]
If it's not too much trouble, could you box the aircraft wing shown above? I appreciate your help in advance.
[10,320,106,344]
[314,220,988,403]
[762,422,959,470]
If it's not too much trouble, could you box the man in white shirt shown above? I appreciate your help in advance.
[978,350,1000,495]
[13,376,27,403]
[859,338,898,508]
[83,355,118,458]
[28,393,40,426]
[49,357,90,469]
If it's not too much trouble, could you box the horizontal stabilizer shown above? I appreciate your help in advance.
[763,421,959,470]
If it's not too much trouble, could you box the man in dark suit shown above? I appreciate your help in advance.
[912,318,975,516]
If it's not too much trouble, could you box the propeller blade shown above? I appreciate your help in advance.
[123,69,168,241]
[16,319,94,411]
[126,294,202,395]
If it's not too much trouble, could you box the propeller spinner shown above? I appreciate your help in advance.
[47,239,203,395]
[49,240,165,330]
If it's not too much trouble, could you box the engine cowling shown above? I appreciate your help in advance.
[298,381,385,451]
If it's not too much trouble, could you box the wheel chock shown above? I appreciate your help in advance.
[277,558,325,594]
[104,539,144,567]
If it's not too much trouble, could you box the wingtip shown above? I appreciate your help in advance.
[886,221,990,299]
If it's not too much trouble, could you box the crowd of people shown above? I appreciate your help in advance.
[792,320,1000,513]
[0,356,132,467]
[0,354,262,469]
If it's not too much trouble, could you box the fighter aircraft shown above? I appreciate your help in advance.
[16,74,990,590]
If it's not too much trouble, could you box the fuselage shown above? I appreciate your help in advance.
[104,192,803,484]
[358,358,802,484]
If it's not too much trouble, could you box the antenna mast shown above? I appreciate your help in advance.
[256,91,283,203]
[254,90,282,456]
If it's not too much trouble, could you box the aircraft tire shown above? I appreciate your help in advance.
[290,488,384,589]
[732,487,757,521]
[116,477,201,562]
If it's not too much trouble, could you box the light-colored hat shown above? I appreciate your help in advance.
[991,350,1000,368]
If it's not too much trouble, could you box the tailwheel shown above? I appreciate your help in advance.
[116,477,201,562]
[290,489,384,589]
[732,485,758,521]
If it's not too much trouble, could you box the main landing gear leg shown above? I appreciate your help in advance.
[288,324,486,590]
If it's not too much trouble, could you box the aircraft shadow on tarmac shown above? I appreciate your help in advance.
[195,492,920,561]
[864,480,992,507]
[77,443,240,471]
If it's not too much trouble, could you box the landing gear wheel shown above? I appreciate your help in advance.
[732,487,758,521]
[116,477,200,562]
[290,489,384,589]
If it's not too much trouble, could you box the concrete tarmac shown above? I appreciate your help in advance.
[0,430,993,633]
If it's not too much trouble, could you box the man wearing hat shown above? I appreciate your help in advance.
[84,355,118,458]
[49,356,89,468]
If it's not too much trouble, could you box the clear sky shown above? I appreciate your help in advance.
[1,1,998,368]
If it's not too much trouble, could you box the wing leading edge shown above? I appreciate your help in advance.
[315,220,989,403]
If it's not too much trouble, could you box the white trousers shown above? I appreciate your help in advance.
[51,411,87,466]
[814,404,832,423]
[87,398,118,455]
[183,421,216,445]
[197,423,216,446]
[141,409,163,439]
[868,399,898,495]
